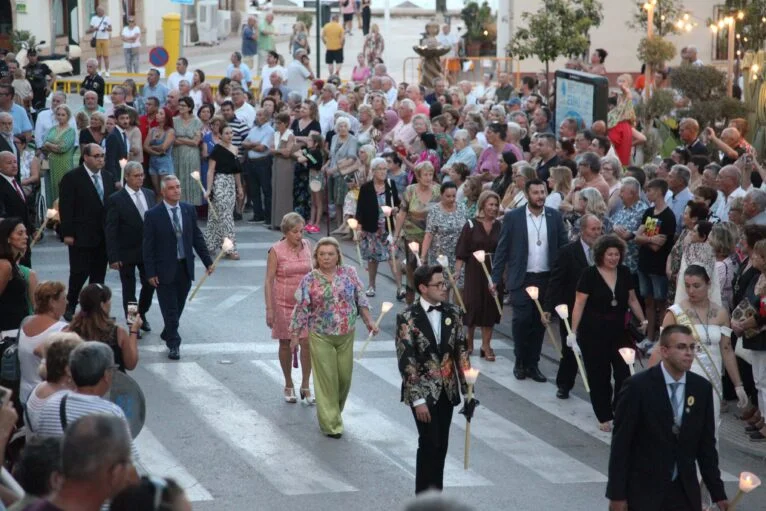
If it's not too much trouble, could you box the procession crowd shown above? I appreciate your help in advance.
[0,10,764,508]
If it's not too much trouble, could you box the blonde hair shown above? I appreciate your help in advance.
[579,187,608,216]
[313,237,343,268]
[414,161,435,180]
[55,104,73,122]
[549,166,573,196]
[476,190,501,218]
[280,212,305,234]
[89,112,107,134]
[753,238,766,259]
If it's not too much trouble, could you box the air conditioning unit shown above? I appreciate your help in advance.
[197,0,218,44]
[218,11,232,39]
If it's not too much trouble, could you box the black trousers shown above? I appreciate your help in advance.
[659,478,695,510]
[118,262,155,319]
[411,392,453,494]
[245,156,272,223]
[362,6,371,35]
[555,320,578,391]
[66,243,108,309]
[580,332,630,423]
[510,272,549,368]
[156,260,191,349]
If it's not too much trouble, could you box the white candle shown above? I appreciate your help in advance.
[554,304,569,320]
[739,472,761,492]
[464,367,480,385]
[525,286,539,301]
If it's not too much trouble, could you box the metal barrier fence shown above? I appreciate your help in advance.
[52,74,262,98]
[402,56,515,86]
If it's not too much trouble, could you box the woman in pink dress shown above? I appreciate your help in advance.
[265,212,314,404]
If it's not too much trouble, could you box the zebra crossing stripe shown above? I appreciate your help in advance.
[357,358,608,484]
[134,427,214,502]
[472,356,739,483]
[252,360,493,488]
[146,362,357,495]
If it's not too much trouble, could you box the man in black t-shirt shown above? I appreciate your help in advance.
[24,50,53,112]
[635,179,676,344]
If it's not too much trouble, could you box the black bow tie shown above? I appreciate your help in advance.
[427,304,444,313]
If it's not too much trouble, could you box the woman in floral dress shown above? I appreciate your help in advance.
[172,97,203,207]
[290,237,377,438]
[421,181,466,270]
[362,24,385,67]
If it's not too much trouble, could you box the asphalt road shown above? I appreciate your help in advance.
[28,221,766,511]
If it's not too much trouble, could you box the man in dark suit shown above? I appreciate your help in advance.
[105,161,155,334]
[104,107,129,184]
[59,143,116,320]
[607,325,729,511]
[0,151,31,266]
[395,264,475,495]
[543,214,602,399]
[491,179,568,381]
[143,175,213,360]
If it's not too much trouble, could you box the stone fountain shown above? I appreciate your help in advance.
[413,20,451,89]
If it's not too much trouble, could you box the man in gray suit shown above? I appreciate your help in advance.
[491,178,568,381]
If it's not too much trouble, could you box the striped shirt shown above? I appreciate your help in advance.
[35,391,140,463]
[227,115,250,160]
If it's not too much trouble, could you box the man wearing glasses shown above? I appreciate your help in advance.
[395,264,475,494]
[59,144,116,320]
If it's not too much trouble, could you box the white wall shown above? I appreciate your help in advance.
[141,0,182,47]
[16,0,53,47]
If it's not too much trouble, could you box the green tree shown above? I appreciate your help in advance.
[627,0,689,36]
[507,0,604,79]
[722,0,766,52]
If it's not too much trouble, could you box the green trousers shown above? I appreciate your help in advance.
[309,331,355,435]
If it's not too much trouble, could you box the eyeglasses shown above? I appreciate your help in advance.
[427,281,449,289]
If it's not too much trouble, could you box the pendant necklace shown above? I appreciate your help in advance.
[690,304,712,346]
[598,268,618,307]
[529,212,544,246]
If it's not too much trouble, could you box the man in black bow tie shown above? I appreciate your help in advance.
[395,264,474,494]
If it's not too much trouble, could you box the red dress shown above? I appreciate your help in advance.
[269,239,312,339]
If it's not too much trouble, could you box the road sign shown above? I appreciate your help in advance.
[108,371,146,438]
[149,47,169,67]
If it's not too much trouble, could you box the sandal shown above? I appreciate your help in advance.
[228,252,240,260]
[365,287,376,297]
[284,387,297,404]
[300,388,316,405]
[599,421,613,432]
[396,288,406,302]
[480,347,496,362]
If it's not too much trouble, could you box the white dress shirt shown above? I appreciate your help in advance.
[235,102,256,128]
[580,238,593,266]
[128,187,148,218]
[526,206,549,272]
[167,71,195,92]
[715,187,746,222]
[660,360,686,425]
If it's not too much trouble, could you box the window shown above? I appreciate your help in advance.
[53,0,66,37]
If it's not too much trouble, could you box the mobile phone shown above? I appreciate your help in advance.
[127,302,138,325]
[0,386,12,408]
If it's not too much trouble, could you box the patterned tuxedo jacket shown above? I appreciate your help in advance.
[395,301,471,407]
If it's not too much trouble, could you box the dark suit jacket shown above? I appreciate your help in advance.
[543,238,588,313]
[0,176,30,228]
[0,134,17,160]
[143,202,213,284]
[59,166,115,247]
[490,206,568,292]
[104,128,128,180]
[105,187,154,265]
[356,179,400,234]
[606,365,726,510]
[395,302,470,408]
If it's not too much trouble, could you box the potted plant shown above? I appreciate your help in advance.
[460,1,494,57]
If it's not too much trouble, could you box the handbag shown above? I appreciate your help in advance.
[90,17,105,48]
[731,297,766,339]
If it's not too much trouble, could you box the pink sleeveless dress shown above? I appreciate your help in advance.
[270,239,313,339]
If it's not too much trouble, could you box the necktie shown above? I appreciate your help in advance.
[427,304,444,313]
[669,381,682,480]
[171,207,185,259]
[134,191,146,218]
[92,174,104,202]
[12,180,25,202]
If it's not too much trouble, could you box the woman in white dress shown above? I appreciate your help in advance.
[650,264,749,438]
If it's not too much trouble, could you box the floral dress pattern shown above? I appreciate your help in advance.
[290,266,370,336]
[360,190,393,262]
[425,202,467,272]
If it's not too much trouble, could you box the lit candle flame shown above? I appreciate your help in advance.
[472,250,486,263]
[190,170,201,181]
[464,367,480,385]
[525,286,539,301]
[381,301,394,313]
[221,237,234,253]
[618,347,636,365]
[380,205,392,217]
[554,304,569,319]
[347,218,359,230]
[739,472,761,492]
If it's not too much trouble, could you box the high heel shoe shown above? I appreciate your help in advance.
[284,387,297,403]
[745,419,765,432]
[300,388,316,405]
